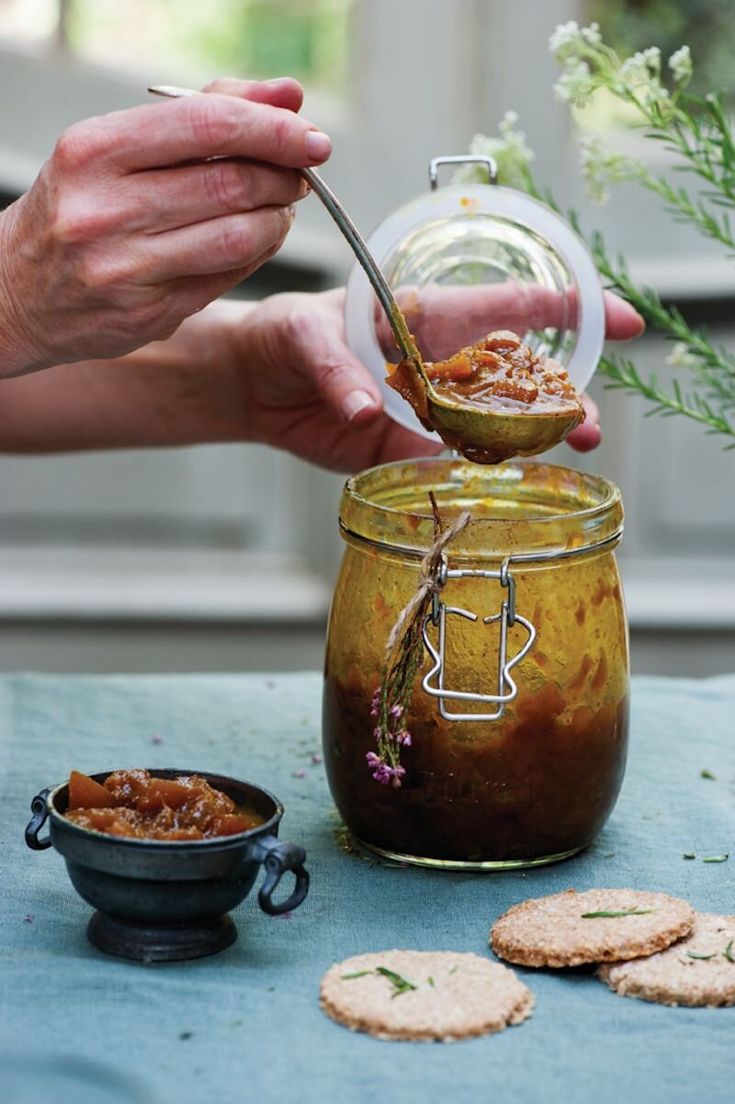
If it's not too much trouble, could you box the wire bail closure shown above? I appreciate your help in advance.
[421,555,536,722]
[429,154,498,189]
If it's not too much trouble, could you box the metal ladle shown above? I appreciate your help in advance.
[148,85,584,462]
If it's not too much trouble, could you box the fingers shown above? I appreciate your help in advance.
[96,95,331,172]
[201,76,304,113]
[602,290,644,340]
[566,393,601,452]
[369,420,444,466]
[382,283,645,362]
[127,159,307,233]
[136,205,295,281]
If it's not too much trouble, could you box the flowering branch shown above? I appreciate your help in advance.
[459,23,735,445]
[367,496,470,787]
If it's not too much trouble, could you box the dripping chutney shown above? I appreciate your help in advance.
[322,458,629,869]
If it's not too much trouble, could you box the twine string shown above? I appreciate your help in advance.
[384,508,471,660]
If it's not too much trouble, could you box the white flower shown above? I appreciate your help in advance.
[555,60,596,108]
[618,47,672,111]
[549,21,601,61]
[549,21,582,62]
[579,135,644,205]
[621,48,660,84]
[666,342,699,368]
[642,46,661,71]
[668,45,693,85]
[581,22,602,47]
[454,112,536,191]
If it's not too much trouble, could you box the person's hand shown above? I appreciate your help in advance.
[0,77,330,377]
[374,282,646,455]
[227,287,644,472]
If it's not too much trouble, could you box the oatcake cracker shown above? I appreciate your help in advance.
[319,950,534,1042]
[599,912,735,1007]
[491,889,694,968]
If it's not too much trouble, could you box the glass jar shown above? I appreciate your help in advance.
[322,457,629,869]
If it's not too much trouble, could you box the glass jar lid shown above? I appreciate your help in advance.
[344,167,605,442]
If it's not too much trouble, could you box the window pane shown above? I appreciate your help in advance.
[66,0,353,95]
[0,0,59,43]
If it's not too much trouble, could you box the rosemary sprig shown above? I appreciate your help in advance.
[526,193,735,443]
[686,951,716,960]
[724,941,735,963]
[341,966,420,996]
[701,854,729,863]
[700,769,717,780]
[581,909,655,918]
[597,354,735,442]
[375,966,418,998]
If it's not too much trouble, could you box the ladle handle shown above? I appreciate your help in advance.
[300,167,414,359]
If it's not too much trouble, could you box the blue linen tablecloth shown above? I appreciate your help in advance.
[0,672,733,1104]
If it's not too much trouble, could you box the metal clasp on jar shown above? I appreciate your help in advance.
[421,555,536,722]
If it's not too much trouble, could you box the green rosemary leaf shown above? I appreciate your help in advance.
[375,966,418,997]
[449,965,459,975]
[724,941,735,963]
[682,852,696,860]
[427,976,435,987]
[702,854,729,863]
[701,769,717,780]
[686,951,717,960]
[581,909,655,919]
[341,971,372,980]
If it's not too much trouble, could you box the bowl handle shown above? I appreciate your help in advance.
[25,789,52,850]
[252,835,309,916]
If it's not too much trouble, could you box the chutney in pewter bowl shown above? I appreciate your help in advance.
[25,768,309,961]
[323,458,629,870]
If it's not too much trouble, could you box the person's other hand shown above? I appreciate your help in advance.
[0,77,329,377]
[230,287,643,472]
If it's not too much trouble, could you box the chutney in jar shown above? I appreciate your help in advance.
[322,458,629,868]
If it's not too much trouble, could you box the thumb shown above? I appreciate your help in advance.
[286,301,384,426]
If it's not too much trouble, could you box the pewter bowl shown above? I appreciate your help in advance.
[25,768,309,962]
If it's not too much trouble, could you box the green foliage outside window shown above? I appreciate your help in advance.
[587,0,735,106]
[66,0,353,95]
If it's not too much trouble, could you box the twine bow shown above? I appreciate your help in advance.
[385,505,471,659]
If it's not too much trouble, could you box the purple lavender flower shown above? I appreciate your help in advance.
[366,751,392,784]
[370,689,381,717]
[389,765,406,788]
[389,703,403,719]
[397,730,412,747]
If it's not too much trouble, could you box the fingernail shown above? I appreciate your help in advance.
[343,389,375,422]
[265,77,293,88]
[306,129,332,161]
